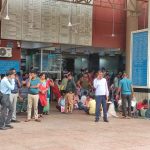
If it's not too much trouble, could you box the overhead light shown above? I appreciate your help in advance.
[68,22,72,27]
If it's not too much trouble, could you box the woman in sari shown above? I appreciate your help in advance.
[38,73,49,118]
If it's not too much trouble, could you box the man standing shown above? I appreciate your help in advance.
[26,70,40,122]
[93,71,109,122]
[117,73,133,118]
[10,69,21,123]
[77,73,92,96]
[0,70,15,130]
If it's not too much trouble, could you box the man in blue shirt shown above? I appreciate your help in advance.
[118,73,134,118]
[0,70,15,130]
[25,70,40,122]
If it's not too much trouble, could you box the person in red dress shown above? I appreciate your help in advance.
[38,73,49,118]
[47,78,61,101]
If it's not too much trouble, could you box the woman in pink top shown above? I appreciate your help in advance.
[38,73,49,118]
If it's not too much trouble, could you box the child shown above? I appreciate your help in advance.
[59,92,66,113]
[74,94,79,109]
[65,90,75,113]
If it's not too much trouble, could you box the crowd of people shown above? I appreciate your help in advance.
[0,67,149,130]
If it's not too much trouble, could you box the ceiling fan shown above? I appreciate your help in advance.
[67,0,80,27]
[4,0,10,20]
[101,0,119,38]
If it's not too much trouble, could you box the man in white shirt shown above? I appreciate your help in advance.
[93,71,109,122]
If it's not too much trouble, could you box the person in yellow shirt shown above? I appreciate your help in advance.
[83,96,96,115]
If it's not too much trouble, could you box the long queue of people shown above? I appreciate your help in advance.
[0,67,138,130]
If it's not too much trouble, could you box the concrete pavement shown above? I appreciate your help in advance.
[0,105,150,150]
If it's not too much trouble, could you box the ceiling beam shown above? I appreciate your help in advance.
[57,0,148,13]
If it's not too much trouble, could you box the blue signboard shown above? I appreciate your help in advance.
[0,60,20,74]
[132,31,148,86]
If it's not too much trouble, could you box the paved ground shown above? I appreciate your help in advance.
[1,102,150,150]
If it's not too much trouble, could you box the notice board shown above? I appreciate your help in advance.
[131,30,148,86]
[0,60,20,74]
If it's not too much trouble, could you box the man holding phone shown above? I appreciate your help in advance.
[10,68,21,123]
[0,70,15,130]
[93,71,109,122]
[26,70,40,122]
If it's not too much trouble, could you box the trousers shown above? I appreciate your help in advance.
[121,94,131,117]
[95,95,107,120]
[10,93,18,120]
[0,94,13,127]
[27,94,39,120]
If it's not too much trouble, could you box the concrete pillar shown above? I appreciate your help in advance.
[148,1,150,28]
[147,1,150,88]
[148,0,150,100]
[126,0,138,76]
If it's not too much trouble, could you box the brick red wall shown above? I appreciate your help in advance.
[0,40,21,61]
[92,0,126,49]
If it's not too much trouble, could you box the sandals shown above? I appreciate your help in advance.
[35,119,41,122]
[25,119,31,122]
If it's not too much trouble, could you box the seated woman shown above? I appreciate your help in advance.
[136,99,148,117]
[78,91,87,110]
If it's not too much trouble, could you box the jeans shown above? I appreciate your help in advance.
[83,106,89,114]
[95,95,107,120]
[0,94,13,127]
[121,94,131,117]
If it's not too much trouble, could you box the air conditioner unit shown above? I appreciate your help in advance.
[0,47,12,57]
